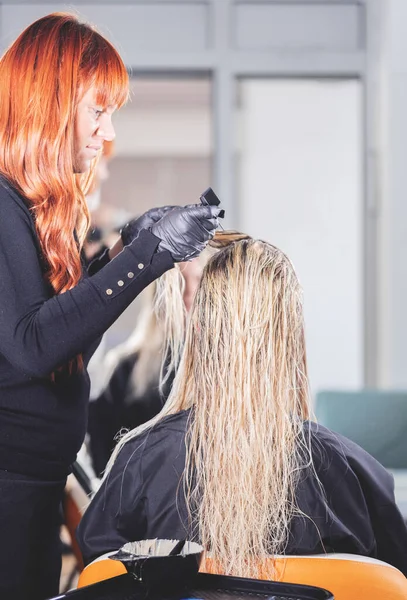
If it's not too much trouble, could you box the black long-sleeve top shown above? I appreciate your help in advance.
[77,411,407,576]
[0,175,173,480]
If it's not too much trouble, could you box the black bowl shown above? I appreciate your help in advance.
[110,539,203,589]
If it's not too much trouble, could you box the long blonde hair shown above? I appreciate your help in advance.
[102,266,187,399]
[106,235,312,578]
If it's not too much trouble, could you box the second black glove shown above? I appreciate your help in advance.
[121,206,177,247]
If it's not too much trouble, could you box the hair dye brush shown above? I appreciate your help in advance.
[200,187,225,228]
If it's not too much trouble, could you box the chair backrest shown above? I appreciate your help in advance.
[78,552,407,600]
[204,554,407,600]
[63,474,94,573]
[314,389,407,468]
[77,552,127,588]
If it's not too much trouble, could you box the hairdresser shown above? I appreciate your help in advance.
[0,13,222,600]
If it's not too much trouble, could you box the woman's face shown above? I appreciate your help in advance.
[74,87,116,173]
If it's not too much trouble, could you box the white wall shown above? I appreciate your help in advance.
[113,108,211,158]
[238,79,363,396]
[379,0,407,387]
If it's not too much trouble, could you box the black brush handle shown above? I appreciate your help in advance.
[200,187,220,206]
[200,187,225,228]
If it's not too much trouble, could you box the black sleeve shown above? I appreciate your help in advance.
[0,187,173,378]
[346,441,407,575]
[76,440,148,565]
[87,245,111,275]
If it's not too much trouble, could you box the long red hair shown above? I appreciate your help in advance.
[0,13,129,371]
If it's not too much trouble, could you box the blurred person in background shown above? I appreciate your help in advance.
[84,139,130,402]
[84,139,130,265]
[85,140,116,402]
[88,258,204,477]
[84,139,117,262]
[78,233,407,577]
[0,13,222,600]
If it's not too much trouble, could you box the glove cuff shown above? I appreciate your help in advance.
[121,222,137,247]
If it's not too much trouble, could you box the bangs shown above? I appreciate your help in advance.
[81,30,129,109]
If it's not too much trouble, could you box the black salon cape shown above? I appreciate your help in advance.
[88,354,174,477]
[77,410,407,575]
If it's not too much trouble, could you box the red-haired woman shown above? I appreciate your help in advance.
[0,13,222,600]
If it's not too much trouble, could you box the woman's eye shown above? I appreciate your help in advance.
[92,108,103,118]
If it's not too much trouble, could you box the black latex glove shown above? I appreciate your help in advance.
[121,206,177,246]
[151,204,223,262]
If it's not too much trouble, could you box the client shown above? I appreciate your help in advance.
[78,234,407,577]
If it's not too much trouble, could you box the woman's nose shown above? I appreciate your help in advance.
[97,116,116,141]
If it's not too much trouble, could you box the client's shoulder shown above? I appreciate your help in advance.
[304,420,391,484]
[113,409,190,466]
[304,420,364,462]
[305,420,351,450]
[150,408,191,434]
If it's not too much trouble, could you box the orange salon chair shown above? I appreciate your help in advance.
[77,552,407,599]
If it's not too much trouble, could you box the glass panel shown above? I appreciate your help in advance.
[236,79,363,397]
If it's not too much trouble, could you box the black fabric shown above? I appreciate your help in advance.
[48,572,333,600]
[88,353,174,477]
[77,411,407,576]
[0,175,173,481]
[87,244,111,276]
[0,470,66,600]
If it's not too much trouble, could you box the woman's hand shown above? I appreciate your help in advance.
[151,204,223,262]
[121,206,177,247]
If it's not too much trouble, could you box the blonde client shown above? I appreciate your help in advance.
[77,234,407,577]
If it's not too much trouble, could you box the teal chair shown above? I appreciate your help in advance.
[314,390,407,469]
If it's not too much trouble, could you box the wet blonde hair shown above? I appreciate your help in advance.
[106,233,312,578]
[102,255,208,399]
